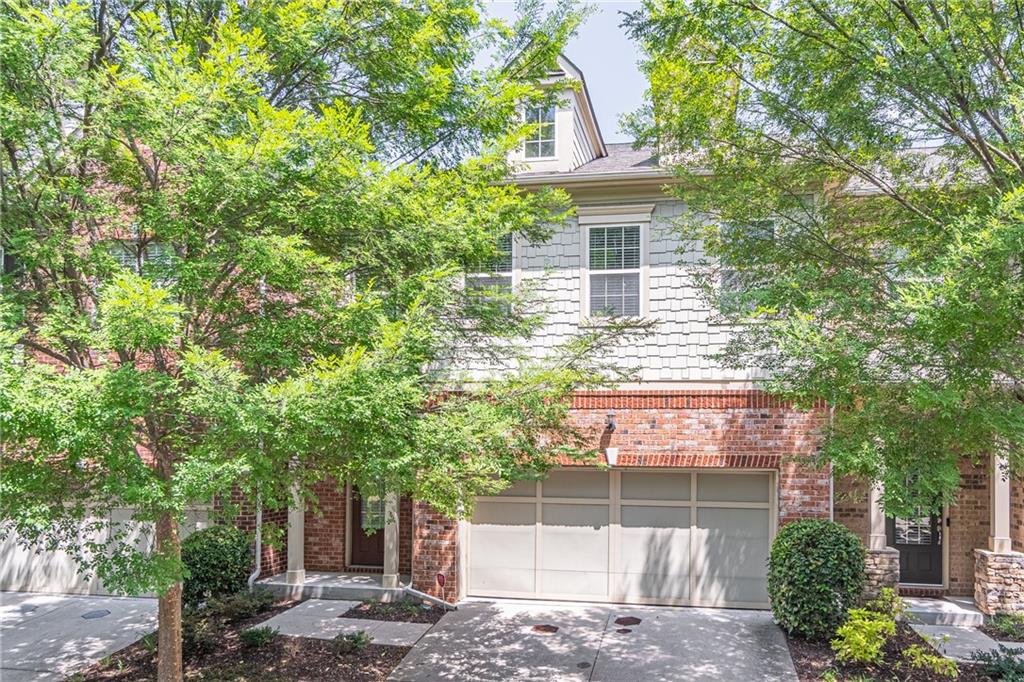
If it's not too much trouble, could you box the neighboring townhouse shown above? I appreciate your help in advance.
[271,56,1022,614]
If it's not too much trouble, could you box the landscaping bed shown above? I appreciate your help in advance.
[980,614,1024,643]
[342,598,447,624]
[75,597,409,681]
[787,623,991,682]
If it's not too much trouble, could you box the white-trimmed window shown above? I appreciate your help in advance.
[580,205,654,320]
[108,239,177,284]
[719,219,774,307]
[524,104,556,159]
[466,233,515,301]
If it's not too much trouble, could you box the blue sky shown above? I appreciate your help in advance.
[484,2,647,143]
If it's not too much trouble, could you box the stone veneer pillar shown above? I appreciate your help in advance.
[975,454,1024,614]
[864,480,900,598]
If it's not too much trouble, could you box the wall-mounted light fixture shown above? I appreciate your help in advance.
[605,410,616,432]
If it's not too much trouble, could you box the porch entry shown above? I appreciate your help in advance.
[886,513,943,585]
[350,486,386,566]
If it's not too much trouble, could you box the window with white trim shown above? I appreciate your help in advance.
[587,224,641,317]
[524,104,556,159]
[466,233,514,303]
[719,219,774,308]
[108,239,177,284]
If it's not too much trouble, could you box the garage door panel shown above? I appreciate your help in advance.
[542,470,608,498]
[540,503,609,597]
[469,501,536,594]
[618,505,691,600]
[621,472,691,501]
[694,507,770,604]
[697,473,770,503]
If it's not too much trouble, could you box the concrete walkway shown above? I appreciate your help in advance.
[254,598,433,646]
[0,591,156,681]
[388,600,798,682]
[912,623,1024,662]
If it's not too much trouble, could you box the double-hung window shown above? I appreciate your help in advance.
[108,239,177,285]
[466,233,514,304]
[580,205,653,320]
[524,104,556,159]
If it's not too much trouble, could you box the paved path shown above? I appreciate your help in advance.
[255,598,433,646]
[0,591,156,681]
[912,623,1024,662]
[388,600,798,682]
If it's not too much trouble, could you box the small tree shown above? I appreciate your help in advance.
[626,0,1024,514]
[0,1,640,679]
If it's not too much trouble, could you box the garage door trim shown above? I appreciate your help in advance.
[466,468,777,609]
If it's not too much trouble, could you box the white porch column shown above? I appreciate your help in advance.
[286,483,305,585]
[869,480,888,550]
[382,492,399,589]
[991,453,1012,554]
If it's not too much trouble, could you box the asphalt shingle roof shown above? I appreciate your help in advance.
[515,143,663,180]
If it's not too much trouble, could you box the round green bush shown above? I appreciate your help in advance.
[767,519,865,639]
[181,525,252,607]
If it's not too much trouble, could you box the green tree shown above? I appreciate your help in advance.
[626,0,1024,515]
[0,1,639,678]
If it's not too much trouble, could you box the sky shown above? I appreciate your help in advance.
[483,1,647,143]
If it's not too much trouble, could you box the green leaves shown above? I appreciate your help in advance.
[100,273,183,350]
[630,0,1024,513]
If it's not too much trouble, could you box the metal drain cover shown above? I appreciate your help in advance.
[82,609,111,620]
[614,616,641,626]
[531,624,559,634]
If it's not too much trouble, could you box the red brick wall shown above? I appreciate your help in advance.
[303,480,413,575]
[833,476,870,544]
[229,490,288,578]
[948,459,991,596]
[412,501,459,599]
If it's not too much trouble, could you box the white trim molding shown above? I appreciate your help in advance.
[579,204,655,323]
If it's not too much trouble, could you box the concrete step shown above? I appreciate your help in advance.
[257,571,408,603]
[903,597,985,627]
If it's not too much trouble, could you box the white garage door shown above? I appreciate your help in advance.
[468,470,775,608]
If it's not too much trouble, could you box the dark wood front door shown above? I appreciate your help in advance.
[350,486,385,566]
[887,514,943,585]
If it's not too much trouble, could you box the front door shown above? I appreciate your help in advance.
[350,486,385,566]
[887,514,943,585]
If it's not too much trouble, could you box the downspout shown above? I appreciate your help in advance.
[247,493,263,590]
[401,581,457,610]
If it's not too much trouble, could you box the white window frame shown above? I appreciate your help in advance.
[523,103,557,161]
[465,233,519,293]
[579,204,654,324]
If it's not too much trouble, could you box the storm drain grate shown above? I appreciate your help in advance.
[614,616,642,626]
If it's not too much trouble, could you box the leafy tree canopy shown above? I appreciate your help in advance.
[1,0,641,676]
[626,0,1024,515]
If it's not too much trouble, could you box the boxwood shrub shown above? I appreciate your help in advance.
[767,519,865,639]
[182,525,252,607]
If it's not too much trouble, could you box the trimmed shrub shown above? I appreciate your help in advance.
[208,588,276,623]
[971,645,1024,681]
[240,626,278,648]
[768,519,865,639]
[182,525,252,607]
[334,630,372,655]
[831,608,895,664]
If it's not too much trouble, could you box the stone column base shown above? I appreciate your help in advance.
[864,547,900,600]
[975,549,1024,614]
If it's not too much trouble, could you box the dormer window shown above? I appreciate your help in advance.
[524,104,556,159]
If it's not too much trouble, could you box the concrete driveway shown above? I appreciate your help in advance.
[389,600,797,682]
[1,592,156,681]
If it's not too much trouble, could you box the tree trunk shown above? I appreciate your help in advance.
[156,512,183,682]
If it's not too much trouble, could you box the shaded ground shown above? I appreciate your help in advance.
[75,600,409,681]
[0,592,156,682]
[342,599,446,625]
[389,600,797,682]
[981,614,1024,642]
[787,623,992,681]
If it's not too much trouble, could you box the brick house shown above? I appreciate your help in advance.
[269,56,1022,613]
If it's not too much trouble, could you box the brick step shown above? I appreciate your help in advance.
[899,584,946,599]
[902,596,985,627]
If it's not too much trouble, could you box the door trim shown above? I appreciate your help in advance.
[466,467,778,608]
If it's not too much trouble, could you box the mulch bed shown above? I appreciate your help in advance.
[75,600,410,682]
[787,623,992,681]
[980,623,1024,642]
[342,599,447,625]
